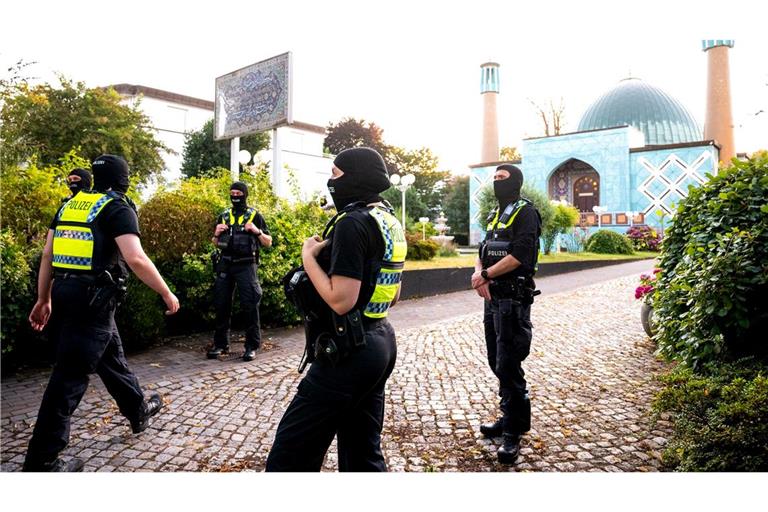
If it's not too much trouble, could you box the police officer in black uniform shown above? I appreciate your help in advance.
[64,168,91,200]
[23,155,180,472]
[472,164,541,465]
[208,181,272,362]
[266,147,405,472]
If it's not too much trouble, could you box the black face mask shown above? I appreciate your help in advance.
[67,168,91,196]
[493,165,524,210]
[327,176,360,211]
[230,195,246,209]
[92,155,130,194]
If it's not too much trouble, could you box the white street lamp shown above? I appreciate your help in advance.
[238,150,252,167]
[390,173,415,228]
[418,217,429,240]
[592,205,607,228]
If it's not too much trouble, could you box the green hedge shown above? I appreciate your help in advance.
[585,229,634,254]
[0,230,35,355]
[654,152,768,368]
[654,360,768,471]
[406,234,439,260]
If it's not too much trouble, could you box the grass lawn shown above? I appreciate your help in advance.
[404,251,658,270]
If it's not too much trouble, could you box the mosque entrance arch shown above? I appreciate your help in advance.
[548,158,600,212]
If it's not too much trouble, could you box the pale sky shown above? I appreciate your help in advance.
[2,0,765,174]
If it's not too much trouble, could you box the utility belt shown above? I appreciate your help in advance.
[55,269,127,314]
[489,275,541,305]
[211,251,257,272]
[282,266,368,373]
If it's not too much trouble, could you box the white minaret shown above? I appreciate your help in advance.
[702,39,736,166]
[480,62,500,163]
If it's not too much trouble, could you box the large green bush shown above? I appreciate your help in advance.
[406,234,439,260]
[0,230,35,354]
[654,152,768,368]
[653,360,768,471]
[542,202,581,254]
[585,229,635,254]
[131,165,329,344]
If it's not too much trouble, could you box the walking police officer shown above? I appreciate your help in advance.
[266,147,405,472]
[472,164,541,464]
[208,181,272,362]
[24,155,180,472]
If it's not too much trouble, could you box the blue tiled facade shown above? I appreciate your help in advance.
[468,127,719,244]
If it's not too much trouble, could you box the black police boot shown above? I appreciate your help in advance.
[479,418,504,438]
[207,346,228,359]
[130,392,163,434]
[497,433,522,465]
[242,347,258,362]
[22,457,85,472]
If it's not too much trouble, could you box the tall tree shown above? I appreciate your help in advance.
[180,119,270,178]
[324,117,387,156]
[529,97,566,136]
[499,146,522,162]
[387,146,450,214]
[442,175,469,235]
[0,77,168,184]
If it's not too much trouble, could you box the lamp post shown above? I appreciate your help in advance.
[389,173,415,228]
[593,205,607,228]
[418,217,429,240]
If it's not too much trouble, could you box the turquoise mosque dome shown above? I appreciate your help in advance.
[577,78,702,145]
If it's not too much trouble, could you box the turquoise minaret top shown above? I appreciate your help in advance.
[480,62,500,93]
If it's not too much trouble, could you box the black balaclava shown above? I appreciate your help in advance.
[329,147,390,211]
[230,181,248,211]
[67,168,92,196]
[92,154,130,194]
[493,164,524,210]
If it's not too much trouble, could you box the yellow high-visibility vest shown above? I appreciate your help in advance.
[52,191,114,272]
[324,205,407,319]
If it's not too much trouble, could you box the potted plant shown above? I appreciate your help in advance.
[635,269,659,338]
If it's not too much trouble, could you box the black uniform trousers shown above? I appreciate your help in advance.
[483,297,533,435]
[24,277,145,468]
[213,262,262,350]
[265,319,397,472]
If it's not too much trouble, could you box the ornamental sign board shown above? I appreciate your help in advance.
[214,52,293,140]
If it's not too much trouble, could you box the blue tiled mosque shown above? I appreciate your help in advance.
[469,41,735,245]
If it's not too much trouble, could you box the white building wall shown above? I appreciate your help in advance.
[119,94,212,182]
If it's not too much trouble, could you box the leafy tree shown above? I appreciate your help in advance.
[443,175,469,235]
[180,118,270,178]
[324,117,387,156]
[542,202,581,254]
[499,146,521,161]
[0,77,167,184]
[381,186,430,223]
[387,146,450,214]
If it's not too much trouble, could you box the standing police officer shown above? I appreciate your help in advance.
[472,164,541,465]
[266,147,405,472]
[23,155,180,472]
[208,182,272,362]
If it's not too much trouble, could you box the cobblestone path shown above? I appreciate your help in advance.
[1,268,671,472]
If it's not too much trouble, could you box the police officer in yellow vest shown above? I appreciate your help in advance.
[23,155,180,472]
[209,182,272,362]
[266,147,405,471]
[472,164,541,465]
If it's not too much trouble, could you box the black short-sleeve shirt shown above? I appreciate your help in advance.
[323,209,385,312]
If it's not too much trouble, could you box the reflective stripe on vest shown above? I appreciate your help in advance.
[486,199,527,231]
[52,192,114,271]
[226,207,257,226]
